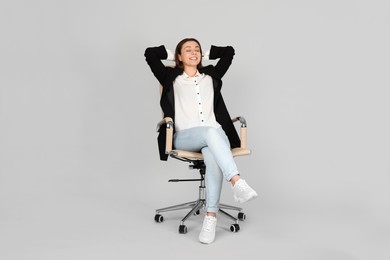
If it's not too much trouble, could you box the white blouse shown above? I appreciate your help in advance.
[173,71,221,132]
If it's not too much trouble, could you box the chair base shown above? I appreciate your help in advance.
[155,198,246,234]
[154,158,246,234]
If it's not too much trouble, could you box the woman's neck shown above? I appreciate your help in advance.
[183,66,197,77]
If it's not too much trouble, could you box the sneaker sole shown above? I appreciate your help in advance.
[234,192,258,203]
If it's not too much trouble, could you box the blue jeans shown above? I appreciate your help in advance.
[174,126,239,213]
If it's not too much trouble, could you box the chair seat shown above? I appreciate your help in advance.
[169,147,251,160]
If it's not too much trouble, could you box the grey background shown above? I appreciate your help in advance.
[1,0,389,259]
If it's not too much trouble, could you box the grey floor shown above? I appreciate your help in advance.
[1,162,389,260]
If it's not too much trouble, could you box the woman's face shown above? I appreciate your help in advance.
[178,41,201,68]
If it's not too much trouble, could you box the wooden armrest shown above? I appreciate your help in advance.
[156,117,173,130]
[156,117,174,154]
[232,116,248,149]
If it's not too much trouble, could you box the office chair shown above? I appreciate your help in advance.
[154,112,252,234]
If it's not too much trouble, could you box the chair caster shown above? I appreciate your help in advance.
[238,212,246,221]
[179,225,188,234]
[154,214,164,223]
[230,224,240,233]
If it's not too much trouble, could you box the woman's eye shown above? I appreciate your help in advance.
[185,49,200,53]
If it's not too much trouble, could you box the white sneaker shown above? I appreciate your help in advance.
[199,216,217,244]
[232,179,258,203]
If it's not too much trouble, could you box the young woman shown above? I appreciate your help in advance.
[145,38,258,244]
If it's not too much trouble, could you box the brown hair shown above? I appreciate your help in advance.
[174,38,203,70]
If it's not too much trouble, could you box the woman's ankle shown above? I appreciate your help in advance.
[230,175,241,186]
[207,212,217,217]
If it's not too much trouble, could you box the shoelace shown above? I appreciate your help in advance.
[203,217,216,232]
[235,180,248,192]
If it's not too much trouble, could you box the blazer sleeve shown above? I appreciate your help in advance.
[144,45,170,85]
[208,45,235,78]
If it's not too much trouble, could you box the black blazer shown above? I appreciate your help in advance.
[144,45,241,160]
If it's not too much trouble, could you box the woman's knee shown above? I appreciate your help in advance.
[206,127,222,143]
[206,127,230,150]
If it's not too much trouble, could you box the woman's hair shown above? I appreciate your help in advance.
[174,38,203,70]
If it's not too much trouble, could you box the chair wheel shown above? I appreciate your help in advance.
[179,225,188,234]
[154,214,164,223]
[230,224,240,233]
[238,212,246,221]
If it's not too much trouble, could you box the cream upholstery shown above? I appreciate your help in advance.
[157,116,251,160]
